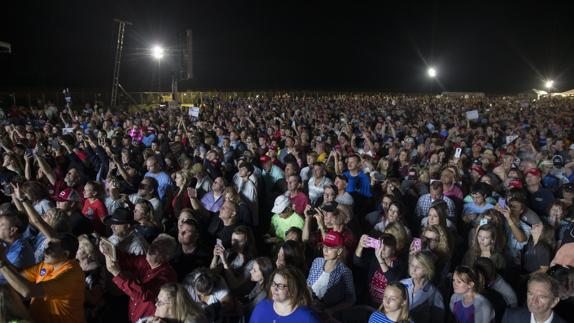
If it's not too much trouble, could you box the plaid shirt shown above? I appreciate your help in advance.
[415,194,457,219]
[307,257,356,305]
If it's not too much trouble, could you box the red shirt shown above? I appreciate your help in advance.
[82,198,107,235]
[289,191,310,216]
[112,254,177,323]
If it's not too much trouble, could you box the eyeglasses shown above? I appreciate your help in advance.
[271,281,288,290]
[155,300,169,307]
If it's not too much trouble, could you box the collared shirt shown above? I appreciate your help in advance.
[144,171,173,201]
[200,191,224,213]
[415,194,457,219]
[21,260,86,323]
[400,278,444,313]
[0,238,35,284]
[530,312,554,323]
[112,254,177,323]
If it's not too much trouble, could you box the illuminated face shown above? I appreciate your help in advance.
[382,286,405,314]
[477,229,493,249]
[270,274,289,303]
[527,281,559,317]
[428,208,440,226]
[250,262,263,283]
[452,272,472,294]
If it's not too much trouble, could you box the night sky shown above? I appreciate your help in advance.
[1,0,573,93]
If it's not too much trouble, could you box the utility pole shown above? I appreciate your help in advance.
[110,19,132,108]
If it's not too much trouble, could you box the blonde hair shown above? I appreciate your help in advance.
[379,282,411,322]
[422,224,451,259]
[409,251,435,282]
[384,222,409,254]
[159,283,206,321]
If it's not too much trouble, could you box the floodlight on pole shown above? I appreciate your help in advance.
[151,45,165,60]
[545,80,554,90]
[427,67,437,78]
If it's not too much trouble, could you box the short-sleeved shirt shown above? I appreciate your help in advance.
[270,212,305,240]
[21,260,86,323]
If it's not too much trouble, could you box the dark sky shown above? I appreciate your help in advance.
[1,0,573,93]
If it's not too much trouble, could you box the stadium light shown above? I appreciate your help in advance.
[545,80,554,90]
[427,67,437,78]
[151,45,165,60]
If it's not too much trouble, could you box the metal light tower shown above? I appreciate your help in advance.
[110,19,132,108]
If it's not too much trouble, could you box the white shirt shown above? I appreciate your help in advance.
[530,312,554,323]
[311,271,331,299]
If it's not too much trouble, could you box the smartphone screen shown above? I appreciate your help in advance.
[498,198,506,209]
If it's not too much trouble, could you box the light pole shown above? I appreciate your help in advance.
[151,45,164,92]
[427,67,437,93]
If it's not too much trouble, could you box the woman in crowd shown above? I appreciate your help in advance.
[354,233,405,306]
[76,234,107,322]
[462,223,506,271]
[372,201,409,235]
[171,169,194,219]
[521,222,555,273]
[240,257,274,318]
[249,267,319,323]
[139,283,207,323]
[368,282,412,323]
[134,199,162,239]
[420,224,451,277]
[450,265,495,323]
[400,251,445,323]
[275,238,307,272]
[211,225,257,290]
[306,231,356,315]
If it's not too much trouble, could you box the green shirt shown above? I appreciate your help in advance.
[270,212,304,240]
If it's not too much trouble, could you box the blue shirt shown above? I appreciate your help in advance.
[249,299,319,323]
[144,172,173,201]
[0,238,35,284]
[343,170,372,198]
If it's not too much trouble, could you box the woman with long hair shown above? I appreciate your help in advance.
[368,282,412,323]
[462,224,505,271]
[521,222,555,273]
[134,199,162,243]
[171,170,194,218]
[241,257,275,318]
[275,240,306,272]
[145,282,207,323]
[450,265,495,323]
[249,267,318,323]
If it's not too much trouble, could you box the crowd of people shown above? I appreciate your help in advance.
[0,93,572,323]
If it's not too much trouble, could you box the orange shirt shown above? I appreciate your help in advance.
[21,260,86,323]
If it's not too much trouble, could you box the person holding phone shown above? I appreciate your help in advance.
[354,233,405,306]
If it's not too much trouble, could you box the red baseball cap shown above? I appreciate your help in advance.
[323,231,344,248]
[524,168,541,177]
[507,179,523,190]
[259,155,271,163]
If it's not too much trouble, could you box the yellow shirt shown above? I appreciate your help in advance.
[21,260,86,323]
